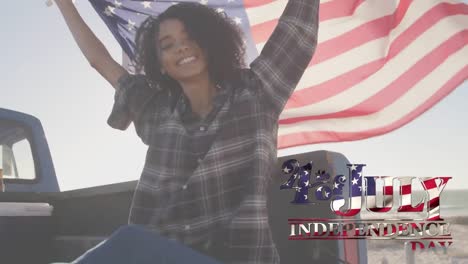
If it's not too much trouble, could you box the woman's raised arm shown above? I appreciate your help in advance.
[250,0,319,116]
[55,0,126,89]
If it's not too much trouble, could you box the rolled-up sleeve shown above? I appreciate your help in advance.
[107,73,158,130]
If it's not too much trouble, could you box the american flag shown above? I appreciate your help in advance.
[88,0,468,149]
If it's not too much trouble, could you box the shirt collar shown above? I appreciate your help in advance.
[177,82,231,121]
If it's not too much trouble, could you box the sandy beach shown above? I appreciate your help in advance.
[367,216,468,264]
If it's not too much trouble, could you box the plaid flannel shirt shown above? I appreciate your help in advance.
[107,0,318,262]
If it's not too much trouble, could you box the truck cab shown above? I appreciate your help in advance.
[0,108,59,192]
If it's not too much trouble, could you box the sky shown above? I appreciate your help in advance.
[0,1,467,191]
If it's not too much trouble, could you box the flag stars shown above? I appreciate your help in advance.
[352,177,359,185]
[325,191,330,198]
[142,1,152,8]
[341,176,346,181]
[233,17,242,24]
[127,19,136,31]
[304,194,308,200]
[282,166,291,173]
[350,164,357,171]
[104,6,116,16]
[316,186,323,192]
[333,182,339,189]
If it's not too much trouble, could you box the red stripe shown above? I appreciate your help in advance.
[279,31,466,125]
[251,0,417,53]
[290,236,452,240]
[319,0,366,22]
[290,236,362,240]
[251,19,276,44]
[248,0,366,41]
[288,218,360,222]
[423,177,451,190]
[398,204,425,212]
[384,186,393,195]
[423,178,438,189]
[278,65,468,148]
[429,197,440,209]
[284,59,383,109]
[307,0,412,65]
[243,0,274,9]
[244,0,363,12]
[282,3,468,110]
[367,207,392,213]
[401,184,412,195]
[332,208,361,217]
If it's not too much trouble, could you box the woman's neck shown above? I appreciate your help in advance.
[178,75,217,118]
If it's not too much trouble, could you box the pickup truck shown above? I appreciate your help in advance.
[0,107,367,264]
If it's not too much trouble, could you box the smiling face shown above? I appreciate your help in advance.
[157,18,210,83]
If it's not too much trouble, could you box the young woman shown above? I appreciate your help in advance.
[55,0,319,263]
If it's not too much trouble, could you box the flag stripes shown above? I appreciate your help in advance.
[242,0,467,148]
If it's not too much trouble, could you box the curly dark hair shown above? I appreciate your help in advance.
[134,2,246,91]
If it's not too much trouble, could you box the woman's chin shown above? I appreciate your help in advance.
[173,68,208,82]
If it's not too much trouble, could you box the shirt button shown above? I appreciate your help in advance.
[199,126,206,131]
[185,225,190,230]
[182,184,188,190]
